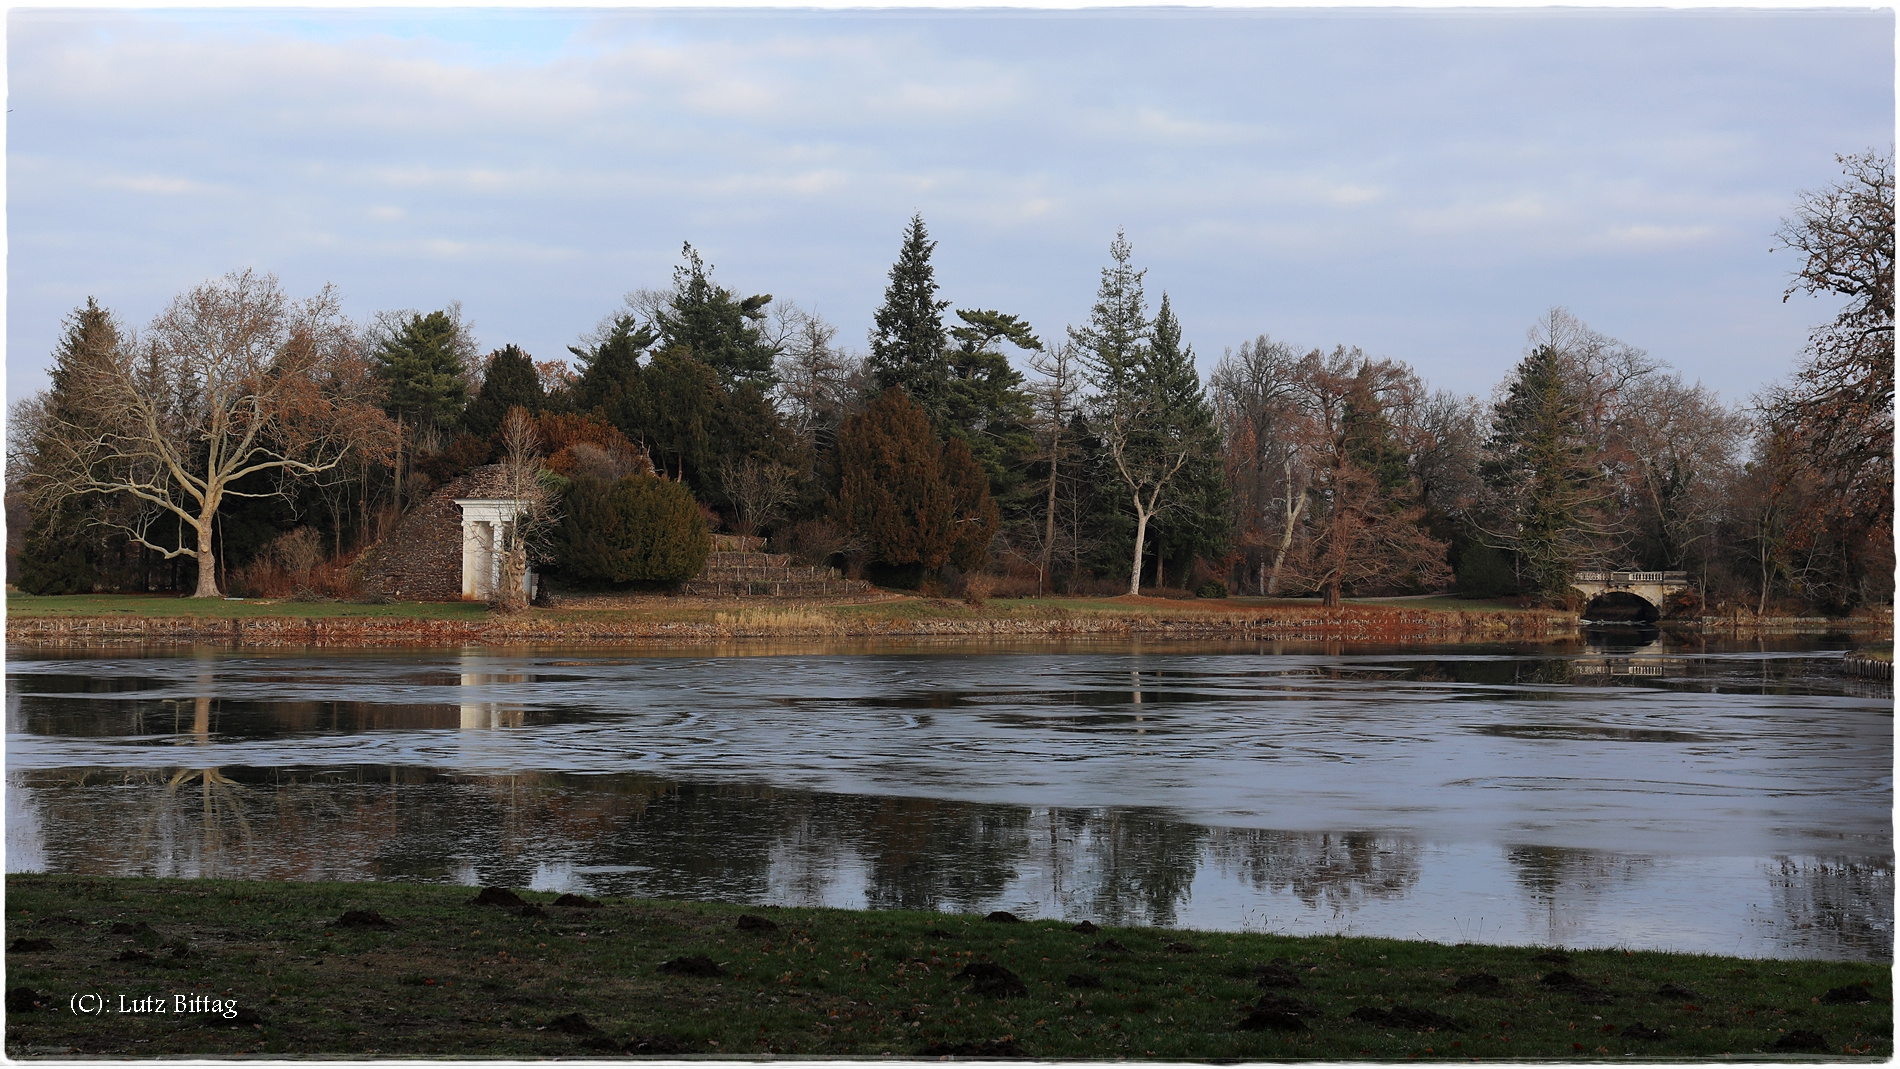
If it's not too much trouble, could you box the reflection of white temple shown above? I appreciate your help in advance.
[459,660,526,730]
[454,498,536,600]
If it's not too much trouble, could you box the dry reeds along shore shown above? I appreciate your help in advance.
[3,596,1586,647]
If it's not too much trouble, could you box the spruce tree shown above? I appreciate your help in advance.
[1139,292,1226,586]
[462,344,546,439]
[14,298,125,594]
[869,215,952,424]
[1069,230,1149,399]
[1481,344,1603,602]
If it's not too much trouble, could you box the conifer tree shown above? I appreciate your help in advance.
[554,473,710,585]
[869,215,952,424]
[376,310,469,438]
[1140,293,1226,587]
[653,243,778,387]
[1481,344,1606,601]
[832,386,996,580]
[571,313,654,423]
[13,299,128,593]
[462,344,546,440]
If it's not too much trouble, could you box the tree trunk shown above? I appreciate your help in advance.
[1039,427,1060,595]
[1323,581,1341,608]
[1128,507,1152,596]
[1155,543,1164,590]
[1267,487,1307,596]
[191,517,220,598]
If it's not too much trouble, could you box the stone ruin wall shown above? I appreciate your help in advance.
[354,466,515,602]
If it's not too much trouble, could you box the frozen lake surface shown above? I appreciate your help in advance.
[7,634,1890,960]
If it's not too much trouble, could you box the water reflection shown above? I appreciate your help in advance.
[6,637,1888,961]
[9,765,1887,960]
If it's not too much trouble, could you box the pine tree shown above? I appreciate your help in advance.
[653,243,778,387]
[376,310,469,437]
[462,344,546,440]
[869,215,952,425]
[944,308,1038,512]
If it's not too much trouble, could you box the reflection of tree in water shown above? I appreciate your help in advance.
[843,798,1028,913]
[1207,828,1420,915]
[1506,844,1653,946]
[1060,809,1207,928]
[1766,856,1894,960]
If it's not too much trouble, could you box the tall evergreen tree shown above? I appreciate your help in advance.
[13,299,131,594]
[832,386,995,581]
[375,310,469,438]
[869,215,952,424]
[1072,236,1216,595]
[1481,344,1606,602]
[944,308,1038,507]
[1140,293,1227,586]
[1068,230,1149,400]
[570,313,655,423]
[653,243,778,387]
[462,344,546,439]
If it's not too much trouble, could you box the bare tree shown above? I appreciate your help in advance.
[1763,149,1894,603]
[1025,341,1083,592]
[773,308,854,452]
[492,407,556,612]
[719,456,800,537]
[1619,373,1747,577]
[23,271,388,598]
[1211,335,1304,594]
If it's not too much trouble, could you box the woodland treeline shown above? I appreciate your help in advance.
[7,151,1892,613]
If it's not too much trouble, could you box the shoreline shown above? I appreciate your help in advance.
[6,593,1888,648]
[4,873,1888,1060]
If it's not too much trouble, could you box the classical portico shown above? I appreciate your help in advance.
[454,497,536,600]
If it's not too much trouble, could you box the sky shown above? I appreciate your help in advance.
[6,6,1893,410]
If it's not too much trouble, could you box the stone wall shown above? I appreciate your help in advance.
[354,466,518,602]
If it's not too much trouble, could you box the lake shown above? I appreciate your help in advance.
[6,633,1890,961]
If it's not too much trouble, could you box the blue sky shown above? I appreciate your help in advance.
[7,7,1892,408]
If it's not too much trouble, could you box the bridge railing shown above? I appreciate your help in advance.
[1573,570,1689,586]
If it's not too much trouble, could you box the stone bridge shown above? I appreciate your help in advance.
[1571,570,1690,617]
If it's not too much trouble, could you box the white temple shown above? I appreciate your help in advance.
[453,497,536,600]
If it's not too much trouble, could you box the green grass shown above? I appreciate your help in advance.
[5,593,490,621]
[4,875,1888,1060]
[1338,596,1528,613]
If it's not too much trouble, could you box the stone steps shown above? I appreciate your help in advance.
[682,547,871,597]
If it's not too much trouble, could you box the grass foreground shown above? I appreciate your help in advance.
[5,875,1890,1060]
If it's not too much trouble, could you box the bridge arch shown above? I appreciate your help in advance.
[1570,570,1689,619]
[1582,589,1660,623]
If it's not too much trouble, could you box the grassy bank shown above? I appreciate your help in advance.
[4,875,1888,1060]
[6,591,1577,647]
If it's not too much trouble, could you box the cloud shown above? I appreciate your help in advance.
[5,9,1892,405]
[96,174,227,196]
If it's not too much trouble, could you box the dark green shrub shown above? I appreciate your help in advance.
[1455,542,1518,598]
[1195,580,1228,599]
[555,474,710,585]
